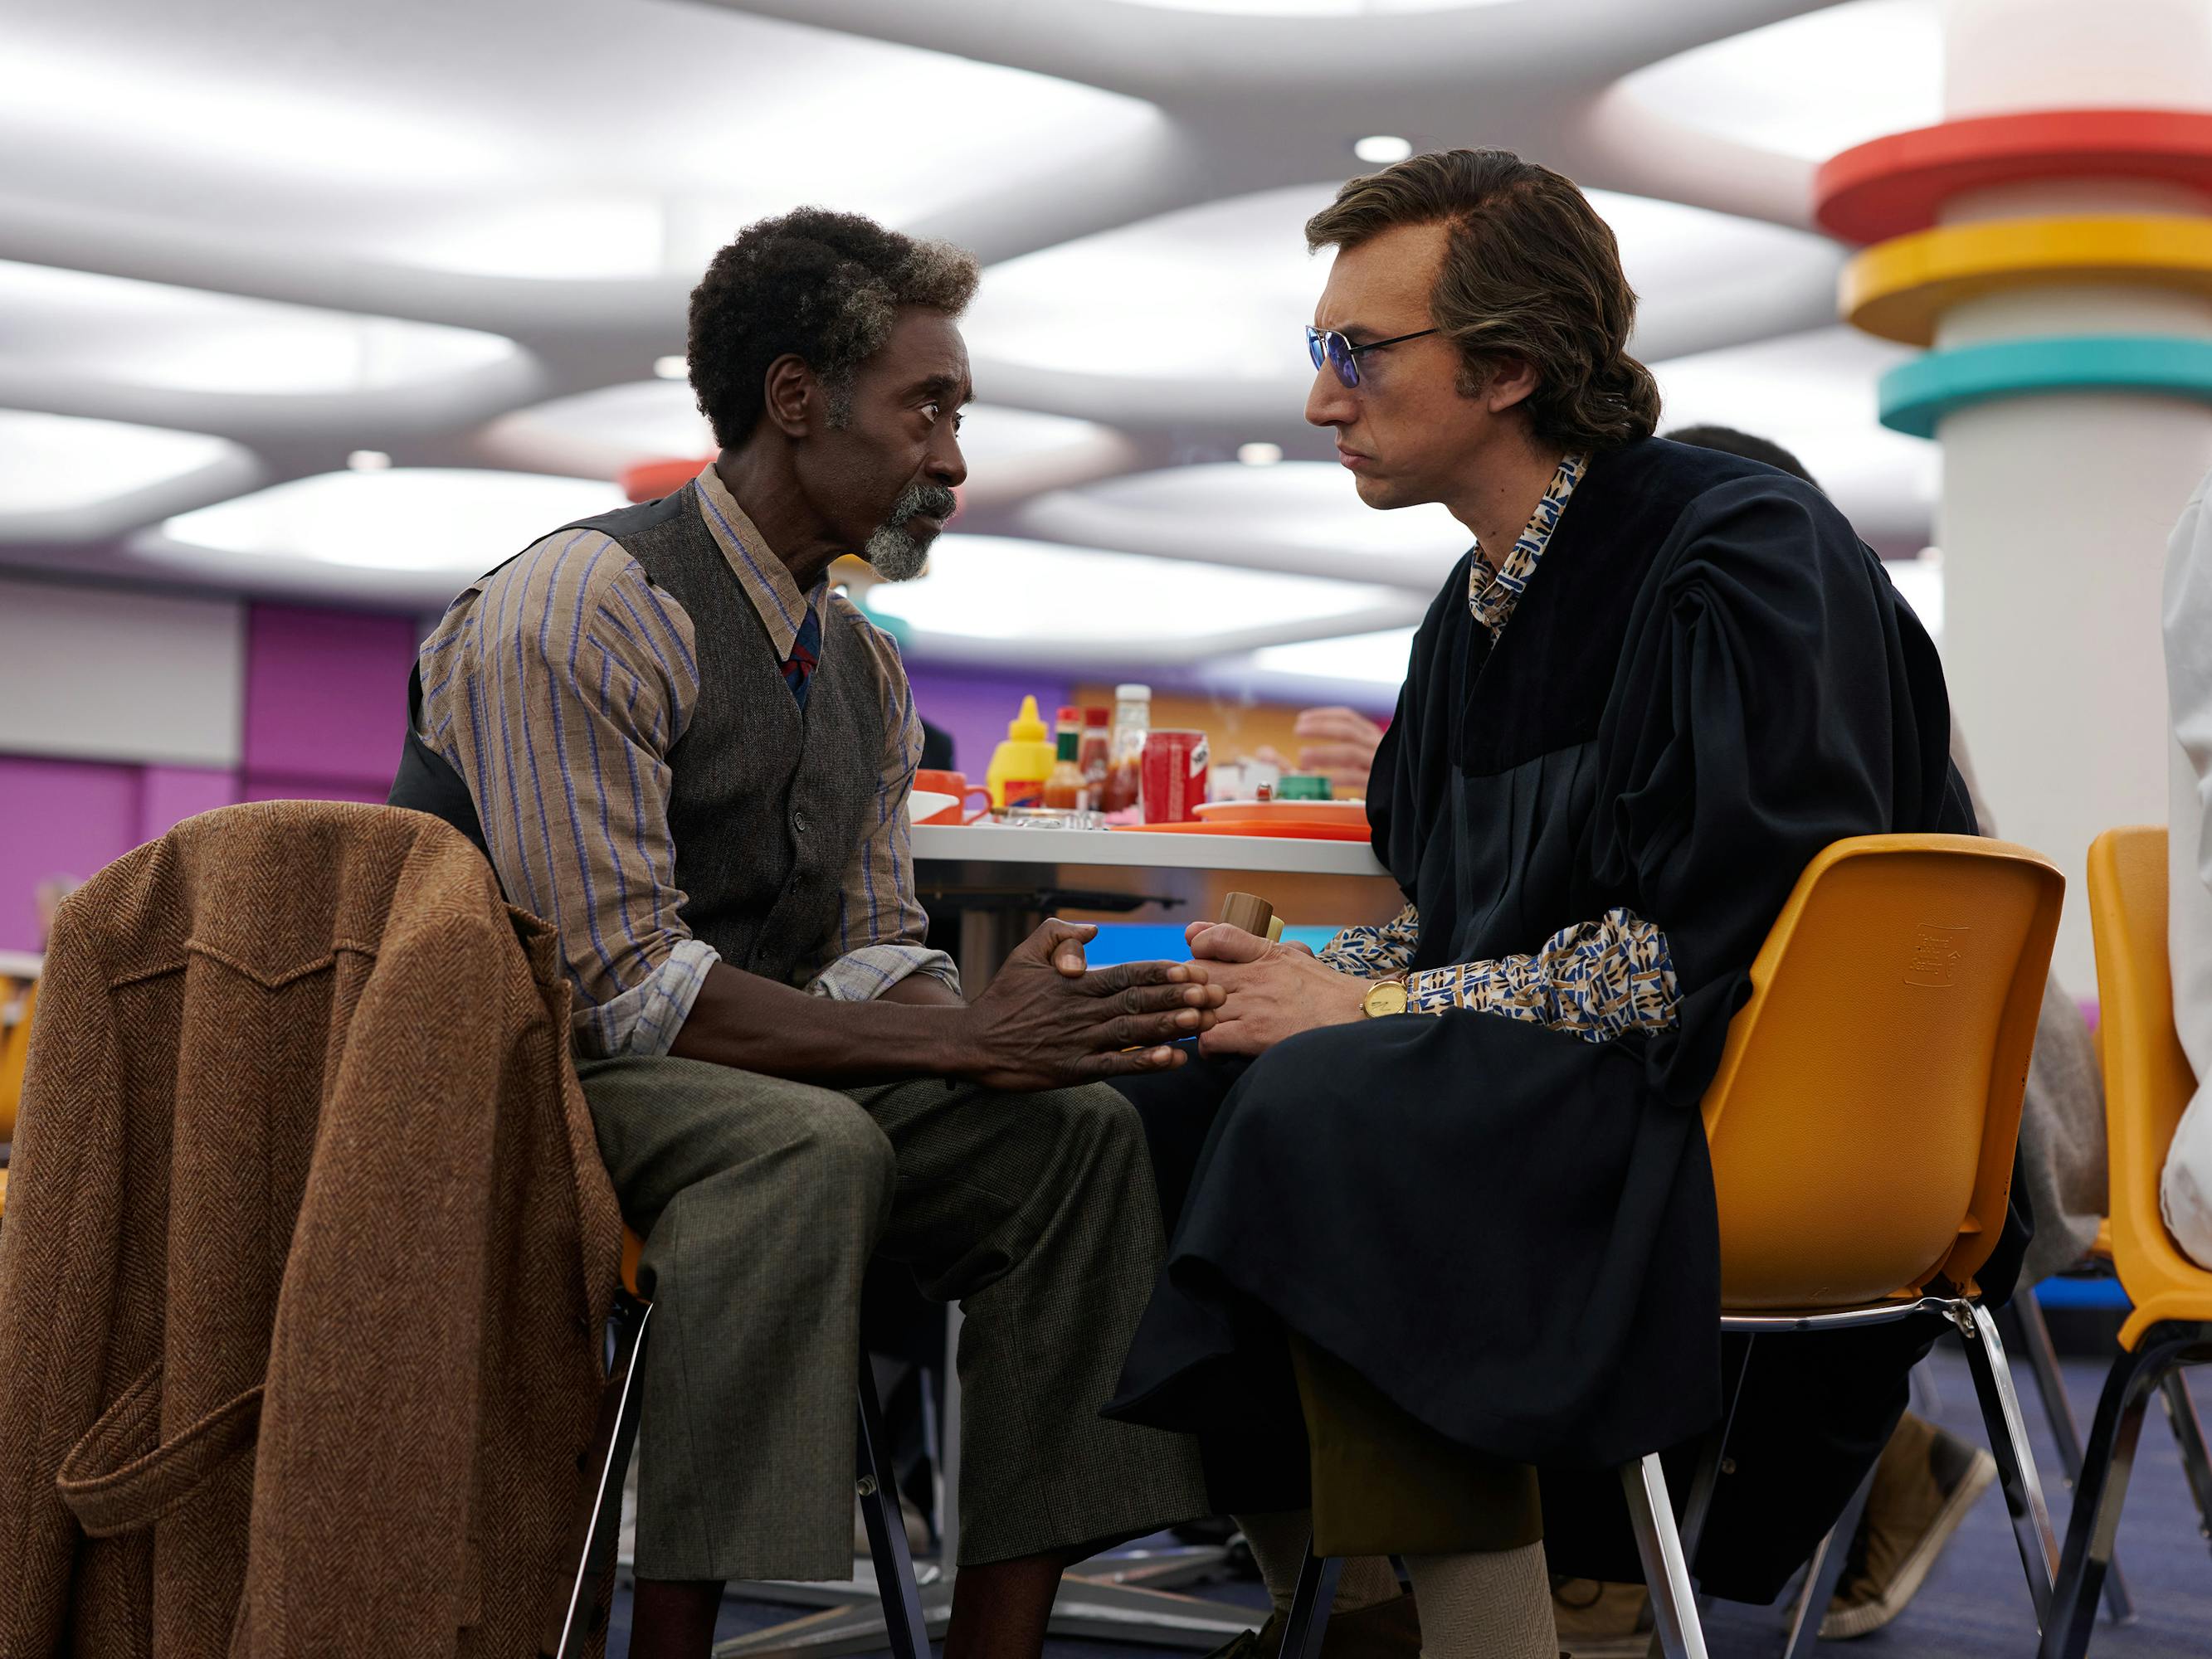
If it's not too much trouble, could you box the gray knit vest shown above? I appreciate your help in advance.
[391,483,880,990]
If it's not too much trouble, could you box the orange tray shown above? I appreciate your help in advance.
[1110,820,1372,841]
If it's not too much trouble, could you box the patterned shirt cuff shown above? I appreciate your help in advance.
[1317,905,1420,977]
[807,942,962,1003]
[574,937,720,1059]
[1405,909,1680,1041]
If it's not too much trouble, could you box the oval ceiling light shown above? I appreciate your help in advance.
[0,261,517,397]
[654,357,689,381]
[863,534,1411,654]
[0,411,245,517]
[1114,0,1503,13]
[1353,135,1414,164]
[1248,625,1420,686]
[1237,442,1285,465]
[1618,0,1940,163]
[159,469,625,575]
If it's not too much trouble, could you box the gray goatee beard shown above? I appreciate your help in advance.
[864,483,956,582]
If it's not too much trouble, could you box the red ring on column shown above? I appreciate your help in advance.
[1815,109,2212,246]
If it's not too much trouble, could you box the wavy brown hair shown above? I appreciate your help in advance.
[1306,148,1659,453]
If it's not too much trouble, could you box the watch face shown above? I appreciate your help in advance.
[1365,980,1409,1017]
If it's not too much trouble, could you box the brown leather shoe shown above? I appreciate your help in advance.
[1204,1592,1422,1659]
[1820,1411,1995,1639]
[1549,1577,1650,1659]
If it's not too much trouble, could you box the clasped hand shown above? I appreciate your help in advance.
[959,919,1226,1092]
[1180,921,1368,1058]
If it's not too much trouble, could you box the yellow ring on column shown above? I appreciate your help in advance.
[1841,216,2212,346]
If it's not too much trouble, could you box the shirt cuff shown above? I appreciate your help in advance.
[807,943,962,1003]
[573,937,720,1059]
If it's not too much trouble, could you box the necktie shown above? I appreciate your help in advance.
[782,606,821,711]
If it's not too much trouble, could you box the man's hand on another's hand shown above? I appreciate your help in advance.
[955,920,1225,1092]
[1183,920,1367,1058]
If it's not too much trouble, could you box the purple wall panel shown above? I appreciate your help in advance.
[241,603,419,787]
[903,663,1074,781]
[139,766,241,843]
[0,756,144,951]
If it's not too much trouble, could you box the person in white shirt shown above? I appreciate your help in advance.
[2161,474,2212,1267]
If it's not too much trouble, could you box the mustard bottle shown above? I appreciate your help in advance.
[986,695,1056,810]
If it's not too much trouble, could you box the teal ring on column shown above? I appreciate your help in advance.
[1879,333,2212,438]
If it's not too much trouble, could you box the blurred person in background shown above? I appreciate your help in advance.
[2160,470,2212,1270]
[1104,149,2010,1659]
[391,209,1217,1659]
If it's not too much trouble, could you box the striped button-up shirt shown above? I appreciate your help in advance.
[1318,450,1681,1042]
[412,466,957,1058]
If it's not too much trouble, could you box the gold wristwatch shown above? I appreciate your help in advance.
[1361,971,1411,1018]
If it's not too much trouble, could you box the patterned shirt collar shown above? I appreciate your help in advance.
[1467,450,1586,643]
[691,463,826,660]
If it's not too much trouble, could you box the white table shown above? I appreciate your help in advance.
[719,825,1399,1658]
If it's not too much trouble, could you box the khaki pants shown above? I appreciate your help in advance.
[577,1055,1208,1582]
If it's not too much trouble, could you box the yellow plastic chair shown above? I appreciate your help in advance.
[1274,836,2067,1659]
[1635,834,2068,1659]
[0,976,34,1220]
[553,1227,930,1659]
[2037,828,2212,1659]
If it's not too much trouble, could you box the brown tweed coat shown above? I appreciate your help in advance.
[0,801,624,1658]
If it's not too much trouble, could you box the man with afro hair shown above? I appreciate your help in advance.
[393,209,1213,1659]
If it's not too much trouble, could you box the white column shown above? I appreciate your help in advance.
[1926,0,2212,984]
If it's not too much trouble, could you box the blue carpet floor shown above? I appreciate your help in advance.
[608,1348,2211,1658]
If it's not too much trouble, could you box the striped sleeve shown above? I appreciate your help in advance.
[803,604,960,1002]
[415,530,716,1057]
[1405,906,1679,1040]
[1318,902,1420,976]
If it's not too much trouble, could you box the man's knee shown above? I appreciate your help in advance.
[788,1092,898,1224]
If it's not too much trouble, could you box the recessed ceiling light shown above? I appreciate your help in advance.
[1237,442,1284,466]
[654,356,689,381]
[1353,135,1413,164]
[347,450,392,471]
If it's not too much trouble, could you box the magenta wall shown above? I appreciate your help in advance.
[0,602,419,953]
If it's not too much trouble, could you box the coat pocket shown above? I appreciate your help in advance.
[56,1360,263,1537]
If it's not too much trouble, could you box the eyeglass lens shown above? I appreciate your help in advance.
[1305,328,1361,389]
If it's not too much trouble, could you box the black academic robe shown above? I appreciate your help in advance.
[1106,437,2021,1599]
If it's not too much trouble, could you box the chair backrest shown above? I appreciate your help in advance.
[0,979,35,1145]
[2084,826,2211,1344]
[1702,834,2063,1310]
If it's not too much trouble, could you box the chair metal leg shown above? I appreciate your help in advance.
[1278,1548,1342,1659]
[1623,1454,1710,1659]
[557,1293,652,1659]
[857,1362,930,1659]
[1777,1457,1875,1659]
[2158,1368,2212,1562]
[2001,1292,2135,1624]
[2037,1333,2190,1659]
[1957,1302,2059,1624]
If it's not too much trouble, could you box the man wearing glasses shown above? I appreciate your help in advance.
[1104,150,2015,1659]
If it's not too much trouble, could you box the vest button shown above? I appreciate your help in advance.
[792,809,809,834]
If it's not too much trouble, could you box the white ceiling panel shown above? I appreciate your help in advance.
[1619,0,1942,164]
[1,0,1155,274]
[964,180,1839,391]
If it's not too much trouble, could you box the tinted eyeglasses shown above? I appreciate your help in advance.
[1307,324,1440,388]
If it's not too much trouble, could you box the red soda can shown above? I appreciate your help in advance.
[1139,729,1210,824]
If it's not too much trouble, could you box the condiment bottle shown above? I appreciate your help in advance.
[1078,706,1111,810]
[1042,705,1087,810]
[1101,683,1151,815]
[986,695,1056,810]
